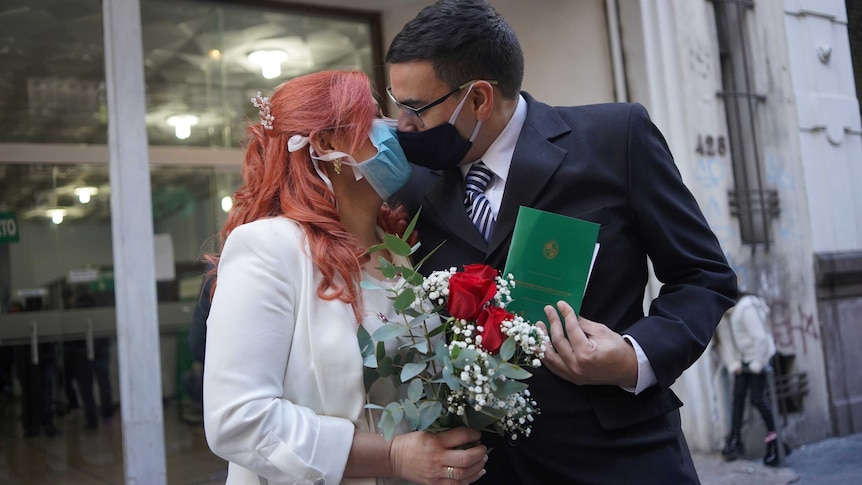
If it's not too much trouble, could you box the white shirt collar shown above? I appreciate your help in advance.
[461,93,527,184]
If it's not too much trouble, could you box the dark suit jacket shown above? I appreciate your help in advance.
[395,94,737,483]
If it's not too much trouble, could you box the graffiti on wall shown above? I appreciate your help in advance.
[767,296,819,355]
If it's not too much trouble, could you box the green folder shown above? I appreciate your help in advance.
[503,206,600,332]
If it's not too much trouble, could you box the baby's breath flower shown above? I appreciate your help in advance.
[363,255,541,440]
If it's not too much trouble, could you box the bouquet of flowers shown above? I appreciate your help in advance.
[359,214,548,441]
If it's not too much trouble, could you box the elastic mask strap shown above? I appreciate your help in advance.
[309,147,358,194]
[311,157,335,195]
[448,84,482,142]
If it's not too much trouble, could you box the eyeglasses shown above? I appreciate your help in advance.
[386,80,498,127]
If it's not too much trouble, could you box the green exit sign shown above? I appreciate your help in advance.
[0,212,19,244]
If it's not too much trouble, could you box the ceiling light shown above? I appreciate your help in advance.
[248,50,289,79]
[221,196,233,213]
[208,49,222,61]
[74,187,99,204]
[166,115,200,140]
[47,208,67,225]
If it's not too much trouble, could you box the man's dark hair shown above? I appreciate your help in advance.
[386,0,524,99]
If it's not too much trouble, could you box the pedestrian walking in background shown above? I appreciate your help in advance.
[715,292,791,466]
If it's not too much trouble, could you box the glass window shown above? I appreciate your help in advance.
[0,0,382,147]
[0,0,381,479]
[0,161,240,481]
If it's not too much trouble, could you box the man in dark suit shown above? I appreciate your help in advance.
[386,1,737,483]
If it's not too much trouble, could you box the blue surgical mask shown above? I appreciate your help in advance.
[310,118,412,200]
[345,119,413,199]
[396,83,482,170]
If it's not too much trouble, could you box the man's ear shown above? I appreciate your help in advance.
[471,81,495,122]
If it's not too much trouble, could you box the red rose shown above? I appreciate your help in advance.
[447,271,498,321]
[477,307,512,354]
[462,264,499,281]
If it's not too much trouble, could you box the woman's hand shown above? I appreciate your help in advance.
[389,427,487,484]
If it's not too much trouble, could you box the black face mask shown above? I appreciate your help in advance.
[396,122,475,170]
[395,83,483,170]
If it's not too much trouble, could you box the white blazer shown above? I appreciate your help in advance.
[205,217,380,485]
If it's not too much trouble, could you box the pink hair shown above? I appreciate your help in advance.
[208,70,392,319]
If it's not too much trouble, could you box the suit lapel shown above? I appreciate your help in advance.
[488,94,571,256]
[424,167,488,253]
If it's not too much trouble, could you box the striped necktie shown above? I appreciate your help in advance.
[464,162,495,242]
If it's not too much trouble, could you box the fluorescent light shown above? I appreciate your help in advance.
[248,50,289,79]
[47,208,67,224]
[166,115,200,140]
[74,187,99,204]
[221,196,233,213]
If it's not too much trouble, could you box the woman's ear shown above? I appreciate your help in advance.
[309,131,337,157]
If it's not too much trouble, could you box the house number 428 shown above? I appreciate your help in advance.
[695,135,727,157]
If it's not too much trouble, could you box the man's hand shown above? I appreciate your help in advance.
[536,301,638,388]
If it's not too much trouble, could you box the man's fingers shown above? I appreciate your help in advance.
[543,305,570,351]
[537,322,562,360]
[553,300,591,348]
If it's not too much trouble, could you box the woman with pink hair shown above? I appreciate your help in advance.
[203,70,486,485]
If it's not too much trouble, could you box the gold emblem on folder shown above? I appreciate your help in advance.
[543,240,559,260]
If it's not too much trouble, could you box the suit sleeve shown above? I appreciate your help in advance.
[622,103,737,390]
[203,221,355,483]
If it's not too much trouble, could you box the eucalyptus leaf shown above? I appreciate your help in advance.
[372,323,410,341]
[357,326,373,357]
[400,340,429,354]
[498,362,532,380]
[450,345,461,361]
[384,233,413,256]
[418,400,444,430]
[465,406,508,431]
[452,348,479,368]
[407,378,424,402]
[442,366,461,390]
[367,241,388,254]
[378,257,397,279]
[493,379,528,399]
[402,268,424,286]
[393,288,416,312]
[385,402,404,424]
[402,207,420,243]
[380,412,396,441]
[427,323,446,338]
[407,312,432,328]
[401,362,427,382]
[499,336,516,361]
[378,356,394,378]
[363,367,380,392]
[402,400,420,429]
[402,307,422,318]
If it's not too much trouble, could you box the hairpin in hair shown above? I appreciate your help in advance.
[251,92,274,130]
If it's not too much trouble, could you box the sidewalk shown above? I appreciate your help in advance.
[693,433,862,484]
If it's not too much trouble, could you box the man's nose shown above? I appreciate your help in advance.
[396,111,422,132]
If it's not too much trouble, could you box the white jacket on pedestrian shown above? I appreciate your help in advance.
[716,295,776,374]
